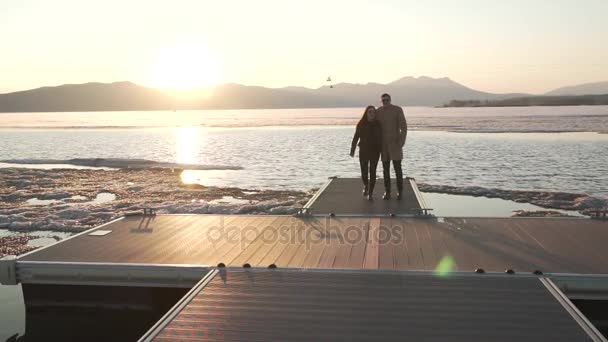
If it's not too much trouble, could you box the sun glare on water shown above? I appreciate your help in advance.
[175,126,200,164]
[149,43,223,90]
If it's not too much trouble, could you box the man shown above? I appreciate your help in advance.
[375,93,407,200]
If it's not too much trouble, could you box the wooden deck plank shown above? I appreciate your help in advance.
[363,218,380,269]
[452,218,608,273]
[17,215,608,275]
[271,217,310,267]
[307,178,423,216]
[552,219,608,272]
[330,218,363,269]
[467,218,587,273]
[378,217,396,270]
[316,217,347,268]
[285,217,330,268]
[179,216,233,264]
[414,219,440,270]
[391,218,412,269]
[117,216,193,263]
[300,227,328,269]
[255,217,299,267]
[217,215,276,266]
[203,215,263,265]
[228,216,289,267]
[151,269,599,342]
[514,218,601,273]
[343,218,370,269]
[400,218,426,270]
[432,219,491,272]
[148,216,219,264]
[210,216,272,266]
[424,219,456,271]
[443,218,525,272]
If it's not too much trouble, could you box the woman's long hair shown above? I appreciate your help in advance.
[357,105,376,128]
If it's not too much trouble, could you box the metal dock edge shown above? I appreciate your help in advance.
[138,269,219,342]
[541,277,608,342]
[16,261,211,288]
[298,176,335,215]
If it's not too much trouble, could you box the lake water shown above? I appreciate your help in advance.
[1,125,607,198]
[1,106,608,132]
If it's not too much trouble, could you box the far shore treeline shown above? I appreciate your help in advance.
[443,94,608,108]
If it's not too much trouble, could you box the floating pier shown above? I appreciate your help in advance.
[300,177,432,216]
[140,269,604,342]
[3,177,608,341]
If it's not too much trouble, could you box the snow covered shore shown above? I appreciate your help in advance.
[0,168,310,234]
[1,167,605,256]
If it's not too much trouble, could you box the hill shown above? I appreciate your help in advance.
[0,82,175,112]
[546,81,608,96]
[0,77,527,112]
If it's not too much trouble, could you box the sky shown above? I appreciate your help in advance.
[1,0,607,94]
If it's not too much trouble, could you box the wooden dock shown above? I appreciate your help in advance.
[140,269,604,342]
[18,215,608,275]
[302,177,431,216]
[8,192,608,340]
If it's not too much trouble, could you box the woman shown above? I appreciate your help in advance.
[350,105,383,200]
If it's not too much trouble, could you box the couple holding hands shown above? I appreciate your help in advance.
[350,93,407,201]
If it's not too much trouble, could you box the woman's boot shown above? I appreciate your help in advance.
[367,178,375,200]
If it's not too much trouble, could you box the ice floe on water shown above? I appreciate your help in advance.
[0,158,242,170]
[0,167,310,256]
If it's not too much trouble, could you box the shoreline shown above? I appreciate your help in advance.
[1,124,607,135]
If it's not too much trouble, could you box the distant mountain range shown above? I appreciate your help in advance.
[545,81,608,96]
[0,77,606,112]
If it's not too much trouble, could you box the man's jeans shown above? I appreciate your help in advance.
[382,160,403,193]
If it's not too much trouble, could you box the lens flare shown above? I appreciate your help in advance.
[434,255,456,277]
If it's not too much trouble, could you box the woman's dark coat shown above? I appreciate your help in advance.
[350,120,383,160]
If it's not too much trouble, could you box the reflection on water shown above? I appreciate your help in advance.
[173,126,200,164]
[423,192,584,217]
[0,284,25,341]
[0,283,189,341]
[25,193,116,207]
[2,127,606,198]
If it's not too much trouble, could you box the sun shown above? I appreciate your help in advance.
[149,44,223,90]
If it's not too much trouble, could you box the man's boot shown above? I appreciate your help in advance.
[383,177,391,200]
[395,160,404,200]
[368,179,375,200]
[396,180,403,200]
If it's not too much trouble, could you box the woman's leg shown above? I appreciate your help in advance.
[359,158,369,195]
[368,159,378,199]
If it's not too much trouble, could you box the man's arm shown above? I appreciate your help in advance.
[398,106,407,146]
